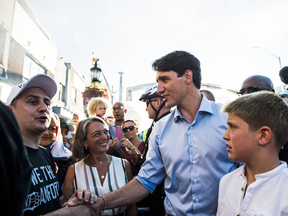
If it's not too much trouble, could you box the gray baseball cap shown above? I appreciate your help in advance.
[7,74,57,105]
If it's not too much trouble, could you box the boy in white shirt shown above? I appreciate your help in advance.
[217,91,288,216]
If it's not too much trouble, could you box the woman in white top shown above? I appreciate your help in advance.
[63,116,137,216]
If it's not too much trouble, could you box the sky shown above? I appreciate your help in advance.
[26,0,288,129]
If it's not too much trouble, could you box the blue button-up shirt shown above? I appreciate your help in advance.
[136,96,239,215]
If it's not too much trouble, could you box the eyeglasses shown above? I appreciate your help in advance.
[112,106,125,111]
[122,125,136,133]
[146,100,158,107]
[279,94,288,98]
[237,86,273,95]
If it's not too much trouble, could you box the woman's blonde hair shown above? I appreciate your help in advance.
[87,98,109,116]
[72,116,108,160]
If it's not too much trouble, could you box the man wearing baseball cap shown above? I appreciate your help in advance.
[8,74,95,215]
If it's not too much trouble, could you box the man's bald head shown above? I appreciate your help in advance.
[240,75,275,95]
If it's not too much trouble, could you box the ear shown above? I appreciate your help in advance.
[258,126,272,146]
[184,70,193,84]
[82,140,88,148]
[155,98,161,108]
[8,105,15,112]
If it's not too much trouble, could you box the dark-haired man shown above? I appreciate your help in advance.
[68,51,240,215]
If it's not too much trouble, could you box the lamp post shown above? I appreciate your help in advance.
[252,46,282,69]
[90,56,114,102]
[90,59,102,83]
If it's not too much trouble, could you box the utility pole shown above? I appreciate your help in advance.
[252,46,281,69]
[118,72,124,102]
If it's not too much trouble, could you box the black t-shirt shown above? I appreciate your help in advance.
[0,101,32,216]
[23,146,62,216]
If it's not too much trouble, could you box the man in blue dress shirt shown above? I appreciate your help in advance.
[70,51,239,216]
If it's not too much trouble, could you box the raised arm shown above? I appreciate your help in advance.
[95,178,150,214]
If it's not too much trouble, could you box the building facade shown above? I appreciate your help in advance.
[0,0,90,120]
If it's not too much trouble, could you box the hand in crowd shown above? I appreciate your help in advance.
[62,189,97,208]
[111,137,119,147]
[120,138,134,151]
[66,195,105,215]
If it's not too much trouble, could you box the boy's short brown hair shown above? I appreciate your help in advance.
[223,91,288,148]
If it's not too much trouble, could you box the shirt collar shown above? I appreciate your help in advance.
[173,94,214,122]
[240,161,287,179]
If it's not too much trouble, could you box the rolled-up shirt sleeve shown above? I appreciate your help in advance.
[136,121,166,193]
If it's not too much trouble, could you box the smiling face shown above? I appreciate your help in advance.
[83,121,110,153]
[223,113,259,163]
[123,121,138,140]
[40,119,57,147]
[156,71,187,108]
[11,87,51,135]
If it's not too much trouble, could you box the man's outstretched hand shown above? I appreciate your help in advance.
[62,189,97,207]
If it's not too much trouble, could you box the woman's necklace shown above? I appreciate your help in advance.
[96,155,108,165]
[96,156,109,179]
[87,155,109,180]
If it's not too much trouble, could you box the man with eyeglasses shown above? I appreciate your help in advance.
[109,102,127,146]
[238,75,275,95]
[135,84,171,215]
[138,84,171,157]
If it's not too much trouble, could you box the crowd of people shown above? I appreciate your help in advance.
[2,50,288,216]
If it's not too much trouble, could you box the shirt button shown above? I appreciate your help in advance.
[241,187,244,191]
[194,179,197,183]
[191,142,195,146]
[195,198,199,202]
[192,160,196,164]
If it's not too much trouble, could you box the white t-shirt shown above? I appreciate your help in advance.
[217,161,288,216]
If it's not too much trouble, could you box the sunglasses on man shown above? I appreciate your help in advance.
[146,99,158,107]
[237,86,273,95]
[122,125,137,133]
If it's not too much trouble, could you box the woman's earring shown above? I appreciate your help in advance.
[85,146,88,150]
